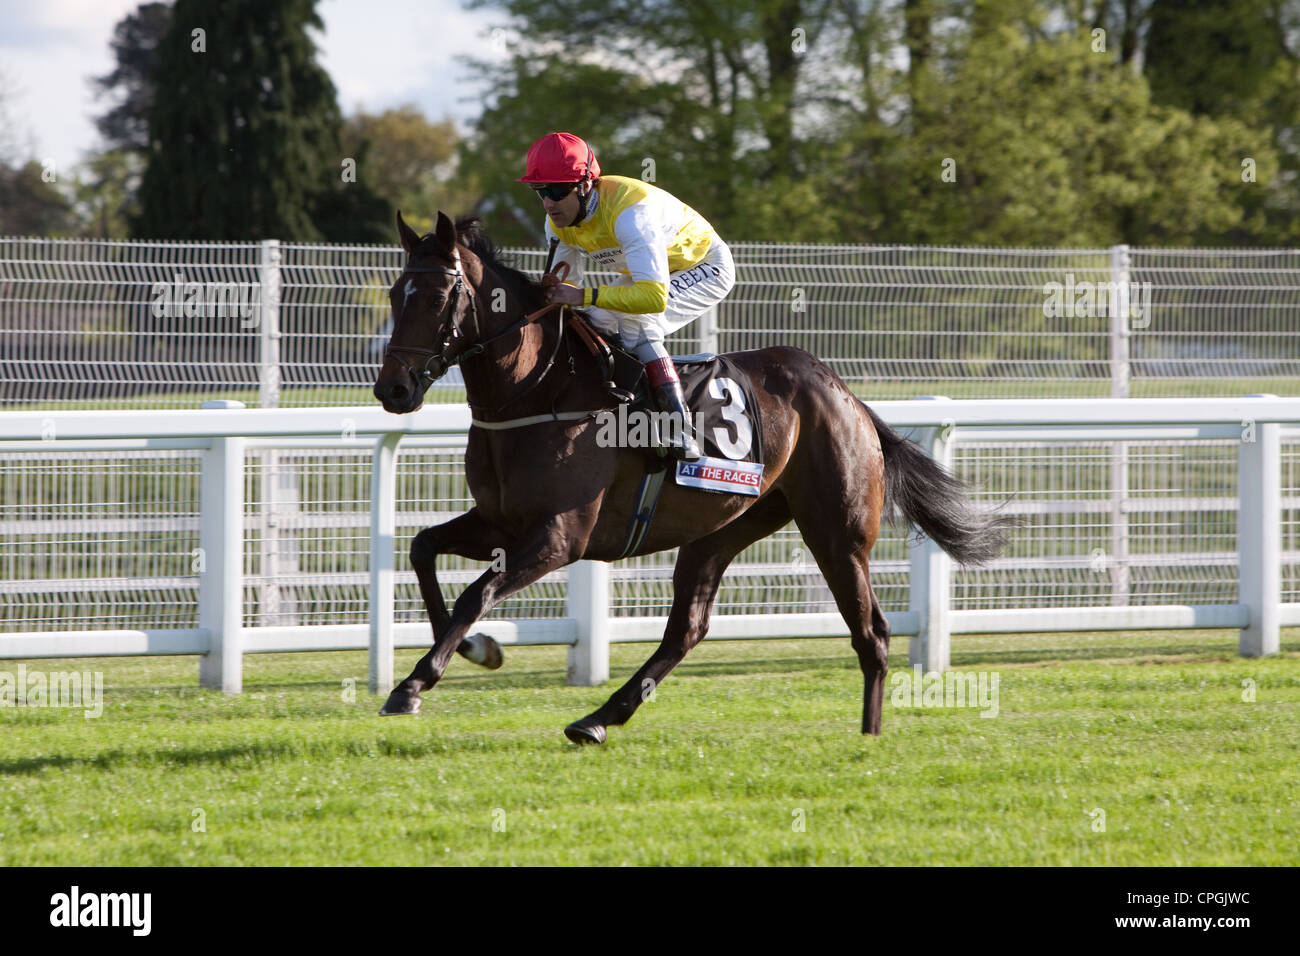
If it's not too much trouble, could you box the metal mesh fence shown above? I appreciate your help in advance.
[950,440,1240,610]
[1129,248,1300,391]
[4,238,1298,410]
[1283,444,1300,605]
[0,238,264,407]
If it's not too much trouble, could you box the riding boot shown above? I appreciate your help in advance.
[650,379,702,461]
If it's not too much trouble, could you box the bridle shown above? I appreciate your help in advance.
[383,248,572,414]
[383,248,484,387]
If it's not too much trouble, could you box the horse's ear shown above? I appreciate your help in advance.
[434,210,456,255]
[396,210,421,257]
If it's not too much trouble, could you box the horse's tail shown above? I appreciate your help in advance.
[864,405,1013,567]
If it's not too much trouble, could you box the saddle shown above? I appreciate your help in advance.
[568,312,654,405]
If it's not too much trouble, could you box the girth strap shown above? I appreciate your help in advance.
[470,410,600,430]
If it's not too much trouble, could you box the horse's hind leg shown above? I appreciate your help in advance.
[861,583,891,735]
[781,409,891,734]
[564,493,792,744]
[798,531,892,734]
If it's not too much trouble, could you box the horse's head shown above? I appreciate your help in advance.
[373,210,481,414]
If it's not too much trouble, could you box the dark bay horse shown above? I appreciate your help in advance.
[373,210,1009,742]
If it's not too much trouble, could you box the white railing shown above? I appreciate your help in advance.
[0,397,1294,693]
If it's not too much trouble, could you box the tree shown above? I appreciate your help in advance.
[1144,0,1300,242]
[461,0,841,244]
[71,149,144,239]
[77,1,172,237]
[841,25,1278,247]
[134,0,389,241]
[0,161,74,235]
[341,107,473,235]
[93,1,173,155]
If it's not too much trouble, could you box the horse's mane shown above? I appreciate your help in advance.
[418,216,548,312]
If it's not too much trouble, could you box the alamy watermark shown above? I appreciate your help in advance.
[595,404,697,449]
[50,886,150,936]
[151,272,260,325]
[0,664,103,718]
[890,665,999,718]
[1042,273,1151,327]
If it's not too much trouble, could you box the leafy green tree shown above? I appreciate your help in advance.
[462,0,1296,247]
[834,19,1278,247]
[461,0,840,245]
[341,107,473,235]
[1145,0,1300,242]
[79,1,171,237]
[71,149,143,238]
[0,161,74,235]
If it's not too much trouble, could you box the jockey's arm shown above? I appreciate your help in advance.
[581,202,669,314]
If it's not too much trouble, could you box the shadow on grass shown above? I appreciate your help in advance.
[0,731,515,776]
[195,638,1283,695]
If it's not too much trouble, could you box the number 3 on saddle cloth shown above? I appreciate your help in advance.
[589,329,766,559]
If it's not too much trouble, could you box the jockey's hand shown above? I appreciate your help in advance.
[545,282,585,307]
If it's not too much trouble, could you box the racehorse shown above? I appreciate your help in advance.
[372,210,1010,742]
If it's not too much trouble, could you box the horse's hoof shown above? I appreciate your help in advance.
[379,690,422,716]
[474,633,504,670]
[564,719,607,745]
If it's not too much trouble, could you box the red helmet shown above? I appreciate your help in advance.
[517,132,601,183]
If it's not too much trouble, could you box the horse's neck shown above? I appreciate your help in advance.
[462,278,567,417]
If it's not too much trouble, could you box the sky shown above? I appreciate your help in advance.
[0,0,506,171]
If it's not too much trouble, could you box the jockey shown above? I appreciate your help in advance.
[519,131,735,460]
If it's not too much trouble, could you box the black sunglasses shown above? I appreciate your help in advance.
[530,182,579,201]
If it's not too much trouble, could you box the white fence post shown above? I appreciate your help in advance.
[566,561,610,685]
[1238,396,1280,657]
[908,397,954,673]
[198,401,246,693]
[369,432,401,694]
[699,305,720,355]
[255,243,289,627]
[1108,245,1132,606]
[1109,244,1131,400]
[258,239,282,409]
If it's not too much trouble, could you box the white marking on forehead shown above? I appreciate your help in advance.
[403,278,417,310]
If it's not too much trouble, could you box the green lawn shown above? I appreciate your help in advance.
[1,630,1297,866]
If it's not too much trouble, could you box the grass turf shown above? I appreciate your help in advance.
[0,630,1297,866]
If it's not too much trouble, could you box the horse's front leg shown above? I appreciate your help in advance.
[379,508,511,715]
[419,509,515,664]
[381,515,586,716]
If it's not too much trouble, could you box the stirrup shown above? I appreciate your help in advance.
[605,381,635,403]
[659,414,701,461]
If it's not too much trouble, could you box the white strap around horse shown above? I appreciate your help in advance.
[470,410,602,430]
